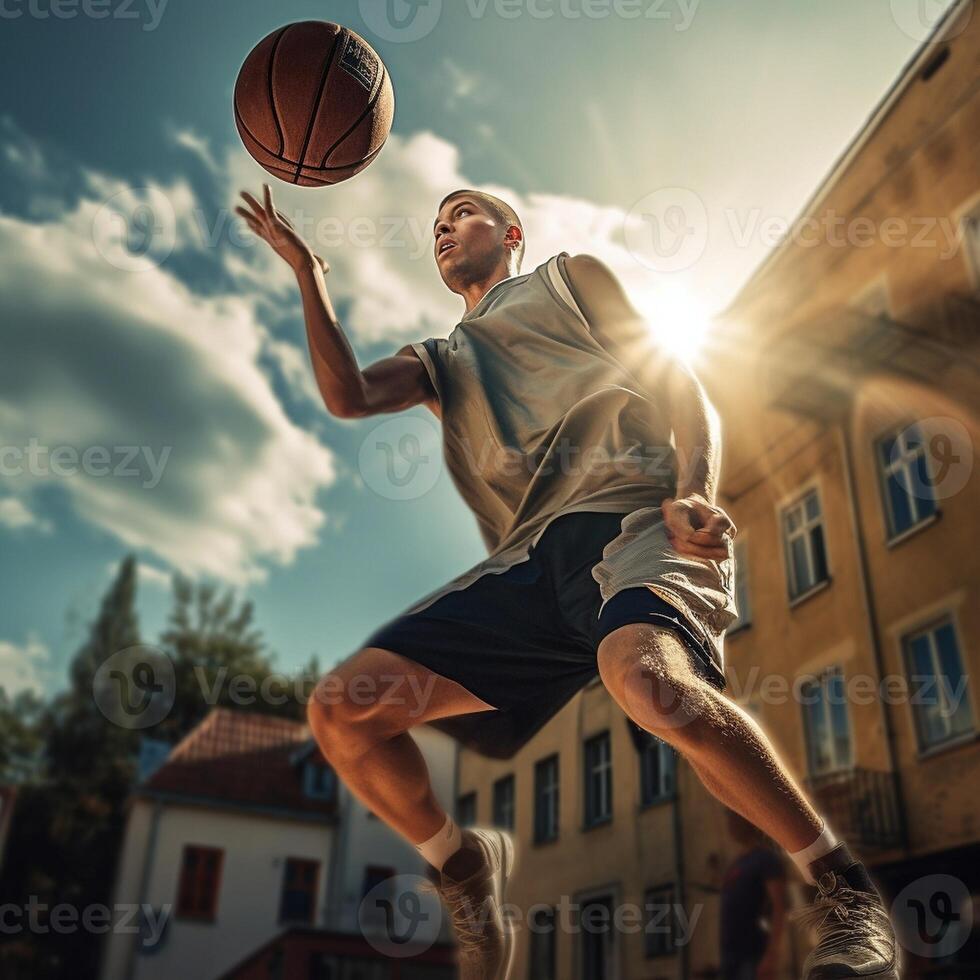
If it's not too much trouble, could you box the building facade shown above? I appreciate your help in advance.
[101,709,458,980]
[457,2,980,977]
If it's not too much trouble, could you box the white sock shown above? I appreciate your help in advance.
[415,816,463,872]
[788,820,839,884]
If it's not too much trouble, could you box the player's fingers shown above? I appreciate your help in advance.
[234,207,264,237]
[234,206,264,231]
[703,511,734,536]
[689,527,727,544]
[667,525,728,556]
[670,538,730,561]
[240,191,268,223]
[274,209,294,229]
[263,183,275,216]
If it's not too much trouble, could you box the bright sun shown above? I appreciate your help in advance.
[631,283,714,366]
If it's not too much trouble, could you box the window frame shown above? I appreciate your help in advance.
[729,534,752,633]
[874,422,940,544]
[527,906,557,980]
[492,774,516,831]
[302,760,337,801]
[278,856,321,925]
[639,734,676,808]
[175,844,224,923]
[583,731,613,829]
[533,754,560,845]
[576,889,618,980]
[958,195,980,291]
[902,615,976,753]
[644,883,678,959]
[799,665,854,777]
[779,485,831,603]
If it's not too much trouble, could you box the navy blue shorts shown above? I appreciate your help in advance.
[363,510,725,758]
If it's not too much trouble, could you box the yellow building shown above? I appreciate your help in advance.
[456,2,980,976]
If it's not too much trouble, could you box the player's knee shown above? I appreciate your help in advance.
[597,626,708,741]
[306,669,392,756]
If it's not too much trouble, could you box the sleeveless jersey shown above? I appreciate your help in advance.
[405,252,737,666]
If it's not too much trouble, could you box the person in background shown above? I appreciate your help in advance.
[720,807,788,980]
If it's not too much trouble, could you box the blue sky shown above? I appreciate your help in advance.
[0,0,953,693]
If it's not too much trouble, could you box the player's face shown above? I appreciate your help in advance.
[433,197,507,287]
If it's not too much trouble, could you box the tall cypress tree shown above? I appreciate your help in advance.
[0,557,142,979]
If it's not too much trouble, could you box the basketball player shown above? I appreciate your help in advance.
[237,184,900,980]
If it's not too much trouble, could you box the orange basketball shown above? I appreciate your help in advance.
[234,21,394,187]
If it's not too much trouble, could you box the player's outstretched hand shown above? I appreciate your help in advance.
[236,184,326,274]
[662,494,736,561]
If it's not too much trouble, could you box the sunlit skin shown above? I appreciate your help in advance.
[432,194,523,311]
[240,181,824,881]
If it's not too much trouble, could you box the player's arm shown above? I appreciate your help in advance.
[563,253,734,559]
[293,266,436,418]
[236,185,436,419]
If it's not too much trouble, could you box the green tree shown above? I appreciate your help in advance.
[0,556,142,979]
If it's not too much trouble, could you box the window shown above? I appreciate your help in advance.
[963,205,980,287]
[279,857,320,924]
[782,489,829,600]
[639,733,675,806]
[533,755,560,844]
[303,760,337,801]
[580,894,615,980]
[731,537,751,630]
[644,885,678,958]
[584,732,613,828]
[176,845,223,921]
[456,792,477,828]
[492,775,515,831]
[800,667,853,775]
[876,425,938,540]
[904,618,975,751]
[358,865,396,933]
[527,907,556,980]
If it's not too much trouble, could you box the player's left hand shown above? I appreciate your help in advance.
[662,494,736,561]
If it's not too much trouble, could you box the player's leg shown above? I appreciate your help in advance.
[597,622,899,979]
[597,622,821,848]
[307,645,493,849]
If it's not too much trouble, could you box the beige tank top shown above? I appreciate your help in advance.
[399,250,739,673]
[403,252,680,613]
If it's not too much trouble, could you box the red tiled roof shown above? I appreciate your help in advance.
[141,708,335,818]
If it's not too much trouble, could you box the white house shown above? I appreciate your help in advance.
[101,708,457,980]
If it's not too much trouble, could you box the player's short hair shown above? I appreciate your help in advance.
[438,189,525,272]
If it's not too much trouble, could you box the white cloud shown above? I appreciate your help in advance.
[440,58,488,109]
[222,130,665,346]
[0,118,678,586]
[0,152,337,584]
[0,635,49,695]
[170,125,221,174]
[0,497,52,533]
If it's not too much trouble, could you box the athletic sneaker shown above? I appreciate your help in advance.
[795,844,900,979]
[433,828,515,980]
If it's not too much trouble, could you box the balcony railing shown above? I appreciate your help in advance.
[805,767,904,851]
